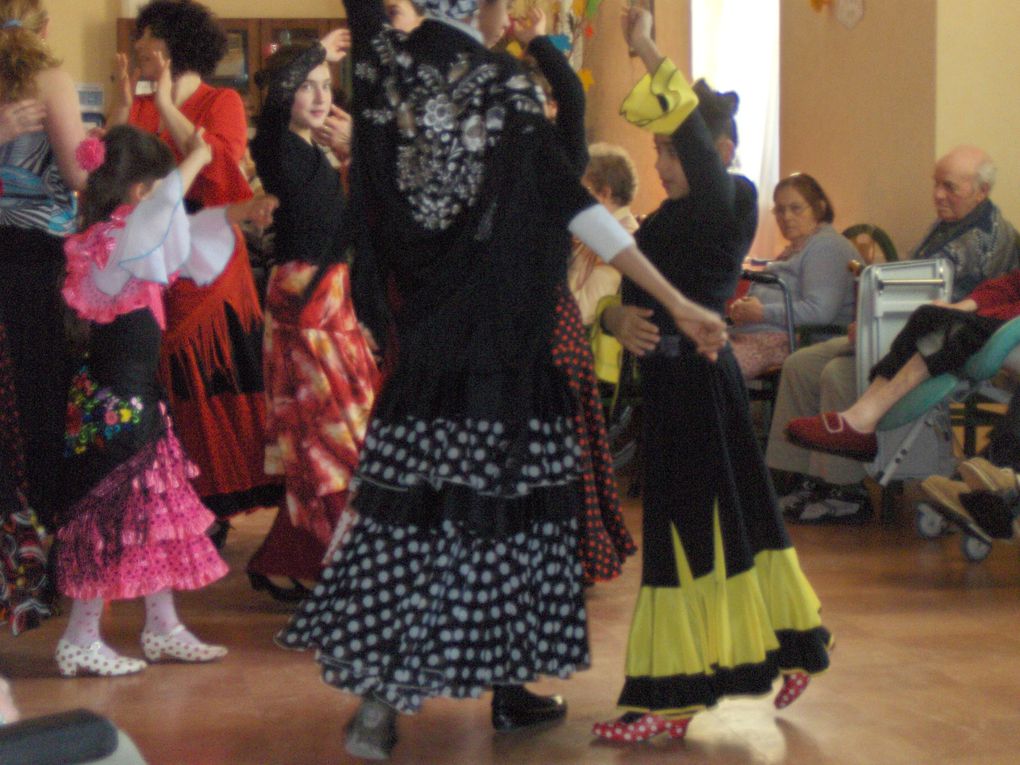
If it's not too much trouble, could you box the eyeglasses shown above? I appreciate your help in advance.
[772,203,810,217]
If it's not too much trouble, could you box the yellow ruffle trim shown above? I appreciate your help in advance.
[624,504,824,681]
[619,57,699,135]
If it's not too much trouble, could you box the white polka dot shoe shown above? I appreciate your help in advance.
[55,640,147,678]
[141,624,227,663]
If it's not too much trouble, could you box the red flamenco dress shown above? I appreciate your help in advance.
[130,86,282,518]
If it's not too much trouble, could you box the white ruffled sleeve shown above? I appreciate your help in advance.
[92,170,236,296]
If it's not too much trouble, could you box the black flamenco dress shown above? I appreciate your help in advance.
[278,3,633,713]
[615,59,831,716]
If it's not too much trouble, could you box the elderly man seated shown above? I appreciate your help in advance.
[768,145,1020,523]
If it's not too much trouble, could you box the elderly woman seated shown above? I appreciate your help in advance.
[568,143,639,326]
[728,173,857,379]
[787,268,1020,461]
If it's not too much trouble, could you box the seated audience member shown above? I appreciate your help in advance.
[768,145,1020,524]
[786,268,1020,460]
[729,173,856,379]
[569,143,639,326]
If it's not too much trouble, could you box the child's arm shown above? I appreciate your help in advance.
[176,128,213,195]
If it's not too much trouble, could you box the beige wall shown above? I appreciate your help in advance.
[780,0,936,257]
[584,0,691,216]
[45,0,344,108]
[936,0,1020,229]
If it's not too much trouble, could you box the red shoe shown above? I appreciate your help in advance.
[786,412,877,461]
[592,713,690,742]
[774,672,810,709]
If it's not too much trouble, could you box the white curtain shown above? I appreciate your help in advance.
[691,0,781,259]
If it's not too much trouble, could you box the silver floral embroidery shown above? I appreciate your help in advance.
[359,31,544,231]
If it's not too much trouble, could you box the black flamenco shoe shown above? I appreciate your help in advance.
[207,519,231,550]
[491,685,567,731]
[248,572,311,603]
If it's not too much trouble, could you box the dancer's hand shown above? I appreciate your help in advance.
[313,105,353,159]
[152,51,174,109]
[667,297,728,361]
[620,4,653,51]
[513,8,546,47]
[227,194,279,229]
[320,28,351,62]
[602,304,660,357]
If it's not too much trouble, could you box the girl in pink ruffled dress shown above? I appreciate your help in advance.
[54,125,277,677]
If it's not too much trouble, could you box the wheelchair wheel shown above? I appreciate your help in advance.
[915,503,949,539]
[961,534,992,562]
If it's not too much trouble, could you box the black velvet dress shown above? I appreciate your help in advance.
[616,60,831,716]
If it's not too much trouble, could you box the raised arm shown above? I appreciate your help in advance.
[619,6,732,214]
[515,9,587,174]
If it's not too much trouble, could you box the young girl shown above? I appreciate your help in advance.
[592,8,830,741]
[245,32,380,600]
[54,125,277,677]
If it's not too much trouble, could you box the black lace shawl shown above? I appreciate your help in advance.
[343,3,596,531]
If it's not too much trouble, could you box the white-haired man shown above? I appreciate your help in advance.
[768,145,1020,523]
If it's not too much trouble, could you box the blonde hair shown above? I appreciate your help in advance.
[0,0,60,103]
[586,143,638,207]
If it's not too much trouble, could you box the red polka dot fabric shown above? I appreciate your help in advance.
[549,286,636,584]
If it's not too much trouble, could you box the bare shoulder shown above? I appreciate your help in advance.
[34,66,75,100]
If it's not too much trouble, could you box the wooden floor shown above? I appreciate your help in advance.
[3,493,1020,765]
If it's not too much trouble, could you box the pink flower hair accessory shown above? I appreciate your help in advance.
[75,136,106,172]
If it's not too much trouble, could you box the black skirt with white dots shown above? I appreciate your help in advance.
[278,514,590,713]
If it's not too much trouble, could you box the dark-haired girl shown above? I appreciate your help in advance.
[111,0,282,526]
[728,173,857,379]
[54,125,277,678]
[592,7,831,742]
[245,32,380,599]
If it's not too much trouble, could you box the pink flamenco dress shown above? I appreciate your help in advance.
[56,170,233,601]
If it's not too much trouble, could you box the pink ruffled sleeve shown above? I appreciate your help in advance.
[62,170,236,328]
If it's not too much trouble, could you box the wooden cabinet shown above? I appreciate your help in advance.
[116,17,345,113]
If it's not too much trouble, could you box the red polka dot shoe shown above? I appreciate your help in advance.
[141,624,227,663]
[591,712,691,742]
[55,639,147,678]
[774,671,810,709]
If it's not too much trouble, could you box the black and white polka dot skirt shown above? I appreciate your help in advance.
[277,515,590,713]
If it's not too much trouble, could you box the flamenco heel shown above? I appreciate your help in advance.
[55,639,146,678]
[141,624,227,663]
[774,671,810,709]
[592,713,690,743]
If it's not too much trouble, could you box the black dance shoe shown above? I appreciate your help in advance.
[491,685,567,731]
[248,572,311,603]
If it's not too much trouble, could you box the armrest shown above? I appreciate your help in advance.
[0,709,119,765]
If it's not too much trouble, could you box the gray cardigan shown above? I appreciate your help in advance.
[736,223,857,335]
